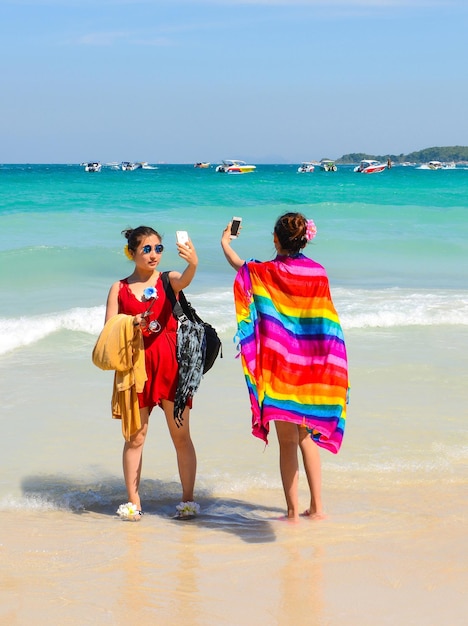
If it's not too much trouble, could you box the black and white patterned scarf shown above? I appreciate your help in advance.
[174,319,205,426]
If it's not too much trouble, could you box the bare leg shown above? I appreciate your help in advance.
[162,400,197,502]
[122,407,149,512]
[274,421,300,521]
[298,427,324,518]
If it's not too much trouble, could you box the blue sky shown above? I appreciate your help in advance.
[1,0,466,163]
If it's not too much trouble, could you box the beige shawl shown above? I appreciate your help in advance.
[92,314,147,440]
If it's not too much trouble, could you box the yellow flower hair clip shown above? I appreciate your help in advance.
[124,245,133,260]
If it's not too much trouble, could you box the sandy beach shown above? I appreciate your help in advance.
[1,328,467,625]
[1,491,465,626]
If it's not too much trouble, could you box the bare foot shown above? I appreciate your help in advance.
[301,510,326,520]
[275,514,300,523]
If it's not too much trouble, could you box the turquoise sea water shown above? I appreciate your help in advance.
[1,163,467,348]
[0,163,467,512]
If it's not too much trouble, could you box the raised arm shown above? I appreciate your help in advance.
[168,239,199,293]
[221,223,245,271]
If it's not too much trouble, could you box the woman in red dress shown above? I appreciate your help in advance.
[105,225,199,520]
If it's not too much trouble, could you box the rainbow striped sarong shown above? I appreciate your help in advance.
[234,255,349,453]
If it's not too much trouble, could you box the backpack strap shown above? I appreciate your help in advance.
[161,271,194,322]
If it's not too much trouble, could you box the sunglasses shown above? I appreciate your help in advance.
[141,244,164,254]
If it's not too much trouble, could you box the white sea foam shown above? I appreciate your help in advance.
[1,442,465,513]
[0,306,105,355]
[335,288,468,329]
[0,288,466,355]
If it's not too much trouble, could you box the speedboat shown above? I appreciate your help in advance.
[425,160,456,170]
[120,161,141,171]
[82,161,101,172]
[297,162,315,173]
[318,159,337,172]
[194,162,210,168]
[354,159,386,174]
[215,160,256,174]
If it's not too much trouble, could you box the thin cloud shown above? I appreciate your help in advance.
[76,31,133,46]
[71,16,245,47]
[75,31,172,46]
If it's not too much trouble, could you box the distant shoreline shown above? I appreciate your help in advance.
[336,145,468,164]
[2,146,468,167]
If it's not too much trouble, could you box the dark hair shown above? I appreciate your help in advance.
[274,212,308,254]
[122,226,162,252]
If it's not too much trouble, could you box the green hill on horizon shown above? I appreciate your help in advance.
[336,146,468,164]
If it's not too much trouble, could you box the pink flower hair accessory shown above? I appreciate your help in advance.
[305,219,317,241]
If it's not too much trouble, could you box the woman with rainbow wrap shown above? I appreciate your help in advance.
[221,213,349,521]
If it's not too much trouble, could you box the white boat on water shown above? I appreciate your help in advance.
[216,160,256,174]
[423,160,456,170]
[297,162,315,173]
[318,159,337,172]
[120,161,141,171]
[82,161,102,172]
[354,159,386,174]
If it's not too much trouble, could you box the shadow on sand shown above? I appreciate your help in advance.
[21,473,284,544]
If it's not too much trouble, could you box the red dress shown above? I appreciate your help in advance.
[118,275,180,411]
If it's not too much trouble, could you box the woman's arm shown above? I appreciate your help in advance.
[221,223,245,271]
[169,239,199,293]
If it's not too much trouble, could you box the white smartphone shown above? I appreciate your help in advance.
[230,216,242,238]
[176,230,189,245]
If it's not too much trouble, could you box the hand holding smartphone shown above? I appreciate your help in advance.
[176,230,189,246]
[230,216,242,238]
